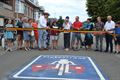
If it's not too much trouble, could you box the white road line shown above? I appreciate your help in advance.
[13,56,42,78]
[12,76,88,80]
[88,57,106,80]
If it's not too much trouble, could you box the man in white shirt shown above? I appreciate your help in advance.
[104,16,115,53]
[38,12,49,50]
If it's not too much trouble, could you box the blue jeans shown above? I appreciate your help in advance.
[95,35,103,51]
[38,30,48,48]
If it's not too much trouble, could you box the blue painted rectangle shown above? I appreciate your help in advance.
[10,55,108,80]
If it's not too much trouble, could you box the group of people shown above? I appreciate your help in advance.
[4,12,120,54]
[4,17,39,51]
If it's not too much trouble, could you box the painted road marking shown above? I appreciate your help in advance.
[11,55,107,80]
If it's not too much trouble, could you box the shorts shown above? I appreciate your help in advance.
[114,40,117,45]
[23,31,31,41]
[116,36,120,45]
[51,35,59,40]
[6,38,13,42]
[30,36,35,42]
[72,32,81,42]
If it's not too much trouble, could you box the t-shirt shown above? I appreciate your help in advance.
[17,21,23,35]
[85,23,94,30]
[23,22,32,33]
[115,27,120,34]
[57,19,64,29]
[63,22,72,30]
[5,24,14,39]
[5,24,13,32]
[95,22,104,31]
[5,24,13,28]
[63,22,72,33]
[17,21,23,28]
[72,21,82,30]
[50,22,59,36]
[23,22,32,28]
[32,22,38,33]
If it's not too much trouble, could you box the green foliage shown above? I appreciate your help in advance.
[86,0,120,21]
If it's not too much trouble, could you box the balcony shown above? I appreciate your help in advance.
[0,1,12,10]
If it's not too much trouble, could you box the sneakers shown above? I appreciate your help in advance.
[64,48,69,51]
[10,48,13,52]
[5,48,10,52]
[118,52,120,54]
[115,51,120,54]
[5,48,13,52]
[25,47,31,51]
[25,48,28,51]
[28,48,31,51]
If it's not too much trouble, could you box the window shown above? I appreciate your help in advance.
[24,5,28,16]
[15,0,24,13]
[15,0,19,12]
[19,2,24,13]
[24,5,27,15]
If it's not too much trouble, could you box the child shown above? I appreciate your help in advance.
[32,19,38,48]
[114,22,120,54]
[5,19,14,52]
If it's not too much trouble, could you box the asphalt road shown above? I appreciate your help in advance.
[0,34,120,80]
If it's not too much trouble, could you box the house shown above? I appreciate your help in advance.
[0,0,44,27]
[15,0,44,21]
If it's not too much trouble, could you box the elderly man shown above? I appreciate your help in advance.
[94,17,104,52]
[38,12,49,50]
[104,16,115,53]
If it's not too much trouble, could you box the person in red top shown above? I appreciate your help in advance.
[32,19,38,47]
[72,18,82,30]
[50,19,60,50]
[71,16,83,50]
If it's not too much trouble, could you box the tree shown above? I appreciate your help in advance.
[86,0,120,21]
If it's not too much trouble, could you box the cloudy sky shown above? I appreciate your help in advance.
[38,0,88,22]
